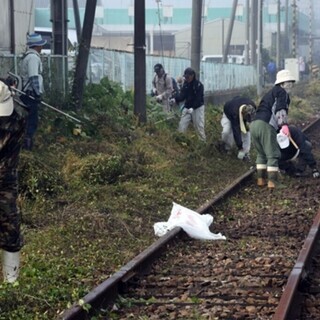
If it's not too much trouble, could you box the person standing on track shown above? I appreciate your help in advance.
[218,96,257,160]
[171,67,206,142]
[0,79,28,283]
[250,69,296,189]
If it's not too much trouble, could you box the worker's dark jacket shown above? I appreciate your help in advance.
[224,96,256,150]
[175,78,204,110]
[254,85,290,130]
[0,96,27,252]
[280,125,317,169]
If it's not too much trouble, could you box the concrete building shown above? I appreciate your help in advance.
[0,1,35,54]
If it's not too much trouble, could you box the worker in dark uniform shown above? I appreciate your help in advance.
[172,67,206,142]
[218,96,256,160]
[0,79,27,282]
[250,69,296,189]
[277,125,320,178]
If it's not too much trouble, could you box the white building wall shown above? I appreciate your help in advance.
[175,18,273,59]
[0,0,35,54]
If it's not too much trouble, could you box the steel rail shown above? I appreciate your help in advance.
[60,169,255,319]
[60,117,320,320]
[272,211,320,320]
[272,116,320,320]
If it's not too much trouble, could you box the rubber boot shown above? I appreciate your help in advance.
[267,170,283,189]
[2,250,20,283]
[257,169,267,186]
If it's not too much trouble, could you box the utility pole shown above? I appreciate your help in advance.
[250,0,258,65]
[72,0,97,110]
[51,0,68,55]
[134,0,147,123]
[276,0,281,70]
[72,0,82,43]
[51,0,68,96]
[191,0,203,78]
[292,0,297,57]
[285,0,289,56]
[245,0,250,65]
[257,0,263,96]
[308,0,313,66]
[223,0,238,63]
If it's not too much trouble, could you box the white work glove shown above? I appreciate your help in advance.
[312,168,320,178]
[237,150,246,160]
[152,88,157,95]
[187,108,194,114]
[156,95,162,103]
[169,98,176,106]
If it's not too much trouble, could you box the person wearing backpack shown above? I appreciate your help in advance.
[20,33,46,150]
[152,64,173,113]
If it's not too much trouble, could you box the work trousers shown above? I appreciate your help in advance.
[250,119,280,168]
[0,169,24,252]
[178,105,206,142]
[221,113,251,153]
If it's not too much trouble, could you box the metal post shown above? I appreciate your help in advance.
[223,0,238,63]
[308,0,313,66]
[250,0,257,65]
[134,0,147,123]
[191,0,203,78]
[285,0,289,56]
[276,0,281,70]
[73,0,82,42]
[245,0,250,65]
[257,0,263,96]
[292,0,297,57]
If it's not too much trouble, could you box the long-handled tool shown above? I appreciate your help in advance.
[10,87,81,123]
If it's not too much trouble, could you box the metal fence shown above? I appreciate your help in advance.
[0,47,257,96]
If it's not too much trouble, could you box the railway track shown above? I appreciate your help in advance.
[60,117,320,320]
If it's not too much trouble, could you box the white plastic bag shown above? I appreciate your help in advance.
[154,202,226,240]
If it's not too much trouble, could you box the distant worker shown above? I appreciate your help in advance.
[218,96,257,160]
[171,67,206,142]
[151,63,173,113]
[0,79,28,283]
[298,56,306,81]
[20,33,47,150]
[250,69,296,189]
[267,60,277,83]
[277,125,320,178]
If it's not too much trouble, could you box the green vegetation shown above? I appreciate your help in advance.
[1,78,319,319]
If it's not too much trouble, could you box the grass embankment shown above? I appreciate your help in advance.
[0,78,318,319]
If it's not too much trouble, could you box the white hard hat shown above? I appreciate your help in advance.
[0,81,14,117]
[275,69,296,85]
